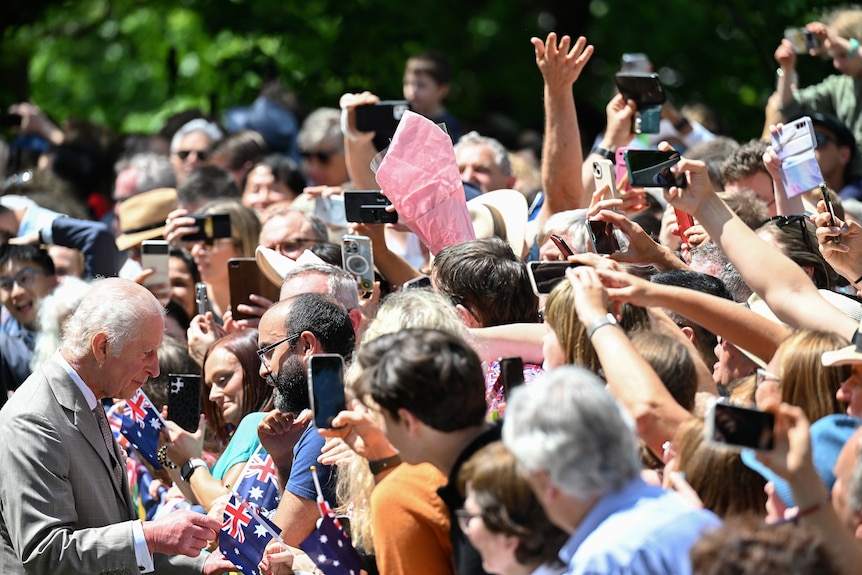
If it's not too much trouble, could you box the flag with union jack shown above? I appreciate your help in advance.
[220,492,280,575]
[234,444,281,518]
[116,389,164,469]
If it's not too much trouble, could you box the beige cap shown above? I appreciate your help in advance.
[116,188,178,251]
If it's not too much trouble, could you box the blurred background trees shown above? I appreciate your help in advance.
[0,0,842,148]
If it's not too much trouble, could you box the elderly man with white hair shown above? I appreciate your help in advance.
[502,366,720,575]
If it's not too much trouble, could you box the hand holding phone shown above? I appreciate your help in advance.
[228,258,281,321]
[308,354,347,429]
[550,234,575,258]
[141,240,170,288]
[527,261,582,296]
[820,183,840,244]
[183,213,232,242]
[588,220,621,255]
[770,117,824,198]
[705,399,774,451]
[624,150,687,189]
[498,356,524,399]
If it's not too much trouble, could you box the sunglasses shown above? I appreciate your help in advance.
[175,149,211,161]
[763,214,814,254]
[299,150,337,164]
[269,237,319,255]
[814,132,836,150]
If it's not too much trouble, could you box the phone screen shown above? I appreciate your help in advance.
[588,220,620,254]
[625,150,686,188]
[167,373,202,433]
[308,355,347,429]
[527,261,581,296]
[707,401,774,451]
[499,356,524,399]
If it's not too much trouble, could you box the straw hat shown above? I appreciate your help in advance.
[467,189,528,259]
[116,188,178,251]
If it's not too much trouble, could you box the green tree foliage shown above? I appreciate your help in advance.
[0,0,847,144]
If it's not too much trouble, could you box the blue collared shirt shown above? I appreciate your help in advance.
[560,477,721,575]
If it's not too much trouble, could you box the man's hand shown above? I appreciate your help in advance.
[203,548,240,575]
[257,410,311,473]
[142,510,221,556]
[531,32,594,92]
[774,38,797,70]
[657,143,715,216]
[223,293,274,332]
[600,93,637,151]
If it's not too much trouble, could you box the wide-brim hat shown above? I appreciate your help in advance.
[255,245,326,288]
[116,188,178,251]
[467,189,528,259]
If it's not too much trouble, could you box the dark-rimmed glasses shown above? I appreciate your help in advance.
[299,150,336,164]
[814,132,836,150]
[0,267,48,293]
[257,333,302,371]
[269,238,319,255]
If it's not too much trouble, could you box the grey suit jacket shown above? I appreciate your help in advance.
[0,356,205,575]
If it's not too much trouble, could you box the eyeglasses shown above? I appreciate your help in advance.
[763,214,814,254]
[0,267,48,293]
[814,132,836,150]
[454,509,481,533]
[299,150,337,165]
[257,332,302,371]
[183,237,237,255]
[270,238,319,255]
[175,149,211,161]
[755,368,781,389]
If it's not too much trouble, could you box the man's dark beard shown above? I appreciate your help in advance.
[273,353,310,415]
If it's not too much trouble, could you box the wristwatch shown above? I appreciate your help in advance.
[590,145,616,164]
[585,313,619,340]
[368,454,402,476]
[180,458,207,482]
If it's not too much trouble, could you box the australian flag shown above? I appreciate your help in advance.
[116,389,164,469]
[220,493,280,575]
[299,514,362,575]
[235,445,281,517]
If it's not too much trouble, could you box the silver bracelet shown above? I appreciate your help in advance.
[585,313,619,340]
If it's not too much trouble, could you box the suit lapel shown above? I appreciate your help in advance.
[45,358,135,515]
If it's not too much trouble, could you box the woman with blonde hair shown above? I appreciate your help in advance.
[754,329,849,424]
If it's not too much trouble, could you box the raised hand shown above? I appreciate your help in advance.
[531,32,594,90]
[142,509,221,556]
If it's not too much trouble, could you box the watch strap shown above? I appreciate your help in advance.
[368,454,402,476]
[585,313,619,340]
[181,458,207,482]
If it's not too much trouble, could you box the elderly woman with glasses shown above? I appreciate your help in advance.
[457,441,568,575]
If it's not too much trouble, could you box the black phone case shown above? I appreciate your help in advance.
[588,220,620,255]
[344,191,398,224]
[167,373,201,433]
[614,72,666,107]
[184,213,232,241]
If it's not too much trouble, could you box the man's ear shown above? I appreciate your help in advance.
[456,304,481,328]
[397,407,424,436]
[92,332,108,366]
[299,331,320,360]
[680,325,696,344]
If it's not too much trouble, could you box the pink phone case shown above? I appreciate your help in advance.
[615,147,633,192]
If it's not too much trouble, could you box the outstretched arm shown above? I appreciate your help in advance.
[532,33,593,241]
[660,148,858,342]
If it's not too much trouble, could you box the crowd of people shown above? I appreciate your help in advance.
[3,6,862,575]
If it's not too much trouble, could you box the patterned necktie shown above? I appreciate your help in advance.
[93,404,124,486]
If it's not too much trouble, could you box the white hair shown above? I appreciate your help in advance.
[502,366,641,500]
[62,278,164,359]
[30,277,93,371]
[282,263,360,311]
[455,131,512,175]
[170,119,223,153]
[541,209,590,252]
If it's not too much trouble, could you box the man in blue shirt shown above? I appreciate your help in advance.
[257,292,355,546]
[503,366,721,575]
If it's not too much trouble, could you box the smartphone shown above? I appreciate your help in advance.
[341,234,375,295]
[615,147,633,192]
[820,183,840,245]
[621,53,651,73]
[674,208,695,236]
[308,354,347,429]
[499,356,524,399]
[588,220,621,255]
[403,274,432,290]
[354,101,410,139]
[550,234,574,258]
[527,261,582,296]
[770,116,824,198]
[0,112,22,129]
[624,149,687,189]
[140,240,169,288]
[184,212,232,242]
[614,72,667,107]
[344,190,398,224]
[784,27,823,54]
[167,373,202,433]
[314,195,347,228]
[592,159,616,200]
[195,282,208,317]
[227,258,281,321]
[705,399,775,451]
